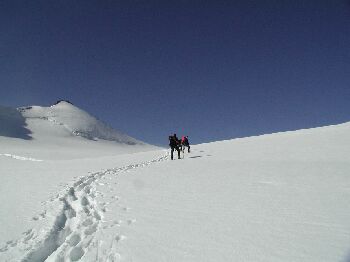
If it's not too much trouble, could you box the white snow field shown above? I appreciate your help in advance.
[1,104,350,261]
[0,101,158,249]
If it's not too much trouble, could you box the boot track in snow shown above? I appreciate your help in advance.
[0,153,168,262]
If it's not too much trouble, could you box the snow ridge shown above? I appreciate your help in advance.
[0,153,168,262]
[18,101,144,145]
[0,153,43,162]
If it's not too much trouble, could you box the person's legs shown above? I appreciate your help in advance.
[170,147,174,160]
[176,147,181,159]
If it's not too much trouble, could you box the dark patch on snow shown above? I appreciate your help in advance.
[72,130,99,141]
[189,155,203,159]
[125,141,137,145]
[54,100,73,105]
[0,106,32,140]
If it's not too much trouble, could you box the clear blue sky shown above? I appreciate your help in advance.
[1,0,349,145]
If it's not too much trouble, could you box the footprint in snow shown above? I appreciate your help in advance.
[93,211,102,220]
[70,246,84,261]
[115,235,126,242]
[84,223,98,235]
[84,186,92,194]
[5,240,16,247]
[110,220,122,228]
[22,229,35,242]
[82,218,94,227]
[81,196,90,206]
[96,191,104,197]
[23,229,32,235]
[83,207,91,215]
[68,188,78,201]
[107,252,121,261]
[0,246,8,252]
[127,219,136,225]
[68,234,81,247]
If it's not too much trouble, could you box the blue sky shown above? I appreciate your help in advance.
[1,0,349,145]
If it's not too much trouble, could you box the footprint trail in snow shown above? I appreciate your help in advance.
[0,153,168,262]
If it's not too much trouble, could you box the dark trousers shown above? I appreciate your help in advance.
[182,143,190,153]
[170,146,180,160]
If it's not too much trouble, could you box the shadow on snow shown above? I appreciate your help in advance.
[0,106,32,140]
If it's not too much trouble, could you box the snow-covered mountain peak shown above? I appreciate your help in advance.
[16,102,144,145]
[50,100,84,113]
[1,102,157,160]
[52,99,74,106]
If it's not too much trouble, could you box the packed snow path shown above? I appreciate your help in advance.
[0,153,168,262]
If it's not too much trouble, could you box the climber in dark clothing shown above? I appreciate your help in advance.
[169,134,181,160]
[181,135,190,153]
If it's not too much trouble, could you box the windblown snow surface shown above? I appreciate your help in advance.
[1,114,350,261]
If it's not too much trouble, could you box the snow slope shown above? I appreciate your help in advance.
[1,121,350,261]
[0,101,156,160]
[19,101,143,145]
[0,105,31,139]
[0,101,158,248]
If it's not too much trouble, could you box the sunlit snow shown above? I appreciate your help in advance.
[0,103,349,261]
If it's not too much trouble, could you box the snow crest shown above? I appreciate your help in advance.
[18,101,143,145]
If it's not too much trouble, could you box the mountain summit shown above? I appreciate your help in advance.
[16,101,143,145]
[0,101,155,160]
